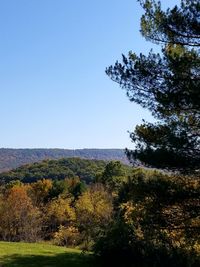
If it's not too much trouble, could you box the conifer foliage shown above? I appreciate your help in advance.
[106,0,200,172]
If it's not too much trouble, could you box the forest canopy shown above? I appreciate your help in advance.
[0,157,131,184]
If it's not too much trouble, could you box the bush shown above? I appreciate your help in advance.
[94,219,200,267]
[53,226,80,247]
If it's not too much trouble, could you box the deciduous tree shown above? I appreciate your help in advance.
[0,185,41,242]
[76,184,113,249]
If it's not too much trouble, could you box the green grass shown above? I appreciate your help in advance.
[0,242,97,267]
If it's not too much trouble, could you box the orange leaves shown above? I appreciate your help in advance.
[0,185,41,242]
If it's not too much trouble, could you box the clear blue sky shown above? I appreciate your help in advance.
[0,0,177,149]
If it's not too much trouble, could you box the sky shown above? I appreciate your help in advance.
[0,0,178,149]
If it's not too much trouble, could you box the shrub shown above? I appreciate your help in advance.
[53,226,80,247]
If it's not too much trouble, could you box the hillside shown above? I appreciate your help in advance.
[0,148,127,173]
[0,157,112,184]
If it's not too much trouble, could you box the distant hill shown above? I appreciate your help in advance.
[0,148,128,173]
[0,157,111,184]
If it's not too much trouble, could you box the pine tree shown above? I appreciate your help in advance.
[106,0,200,172]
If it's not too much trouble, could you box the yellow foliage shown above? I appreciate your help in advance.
[47,197,76,224]
[53,225,80,247]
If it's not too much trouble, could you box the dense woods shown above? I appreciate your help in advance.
[0,162,199,266]
[0,159,128,246]
[0,158,112,184]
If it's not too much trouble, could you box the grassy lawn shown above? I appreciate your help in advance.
[0,242,96,267]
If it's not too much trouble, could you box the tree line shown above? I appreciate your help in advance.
[0,162,199,266]
[0,157,117,184]
[0,161,126,247]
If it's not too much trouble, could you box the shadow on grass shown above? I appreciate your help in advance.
[1,252,99,267]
